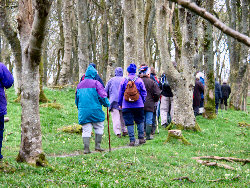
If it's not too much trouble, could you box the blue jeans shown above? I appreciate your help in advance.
[127,122,144,142]
[0,116,4,159]
[144,111,153,125]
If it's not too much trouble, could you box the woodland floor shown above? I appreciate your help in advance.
[0,87,249,187]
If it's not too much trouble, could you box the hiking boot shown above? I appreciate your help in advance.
[95,134,104,152]
[139,138,146,144]
[215,109,218,115]
[225,106,228,111]
[128,141,135,146]
[221,104,224,110]
[83,137,91,154]
[117,134,121,138]
[122,132,128,137]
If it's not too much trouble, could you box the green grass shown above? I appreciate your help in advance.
[1,88,249,187]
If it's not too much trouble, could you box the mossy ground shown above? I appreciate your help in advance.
[1,88,249,187]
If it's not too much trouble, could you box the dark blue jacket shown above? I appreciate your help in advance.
[0,63,14,116]
[215,81,222,104]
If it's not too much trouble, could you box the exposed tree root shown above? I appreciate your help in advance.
[164,130,191,145]
[40,103,63,110]
[192,156,250,164]
[208,175,240,182]
[194,159,235,170]
[172,176,195,183]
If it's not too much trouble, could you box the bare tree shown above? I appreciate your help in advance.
[16,0,52,165]
[156,0,199,130]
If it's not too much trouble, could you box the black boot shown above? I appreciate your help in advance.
[0,130,4,159]
[95,134,104,152]
[83,137,91,154]
[146,125,152,140]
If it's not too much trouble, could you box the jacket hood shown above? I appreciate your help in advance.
[115,67,123,76]
[85,65,97,79]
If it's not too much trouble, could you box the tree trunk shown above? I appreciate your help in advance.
[106,0,123,81]
[203,0,215,119]
[136,0,145,66]
[59,0,72,85]
[123,0,137,71]
[100,0,109,84]
[17,0,51,165]
[0,0,22,95]
[230,0,249,110]
[77,0,89,81]
[156,0,199,131]
[144,0,152,65]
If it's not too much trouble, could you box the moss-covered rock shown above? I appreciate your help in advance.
[58,125,82,134]
[40,103,63,110]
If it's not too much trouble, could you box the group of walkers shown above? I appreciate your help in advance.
[193,72,231,116]
[0,61,233,158]
[76,63,175,153]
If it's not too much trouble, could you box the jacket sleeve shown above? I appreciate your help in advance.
[104,80,110,98]
[96,81,110,107]
[152,81,161,102]
[0,64,14,89]
[199,82,204,93]
[139,80,147,103]
[95,74,105,87]
[75,90,79,108]
[118,79,126,106]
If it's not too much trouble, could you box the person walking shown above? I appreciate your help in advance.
[0,63,14,160]
[149,67,161,135]
[221,79,231,110]
[215,79,222,114]
[160,74,173,127]
[139,66,161,140]
[193,74,204,116]
[80,63,105,87]
[105,67,128,138]
[76,65,110,154]
[118,63,147,146]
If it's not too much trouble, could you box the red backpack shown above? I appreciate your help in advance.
[124,76,139,102]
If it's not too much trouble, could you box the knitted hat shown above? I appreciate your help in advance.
[127,63,137,73]
[89,63,96,69]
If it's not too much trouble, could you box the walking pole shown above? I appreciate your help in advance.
[107,108,111,152]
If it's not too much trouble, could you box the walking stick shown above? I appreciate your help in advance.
[107,108,111,152]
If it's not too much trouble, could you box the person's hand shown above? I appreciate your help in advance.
[119,106,122,109]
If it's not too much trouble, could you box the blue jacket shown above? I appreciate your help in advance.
[215,81,222,104]
[75,65,110,125]
[0,63,14,116]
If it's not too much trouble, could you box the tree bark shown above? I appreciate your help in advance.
[169,0,250,46]
[203,0,215,119]
[0,0,22,95]
[123,0,137,71]
[230,0,249,110]
[136,0,145,66]
[156,0,199,130]
[59,0,72,85]
[77,0,89,81]
[17,0,51,165]
[106,0,123,81]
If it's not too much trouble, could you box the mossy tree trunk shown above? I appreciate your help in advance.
[203,0,215,119]
[156,1,199,131]
[39,57,49,103]
[229,0,249,111]
[17,0,51,165]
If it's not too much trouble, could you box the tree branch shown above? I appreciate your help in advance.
[169,0,250,46]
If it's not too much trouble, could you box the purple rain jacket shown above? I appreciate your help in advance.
[105,67,124,111]
[0,63,14,116]
[118,73,147,109]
